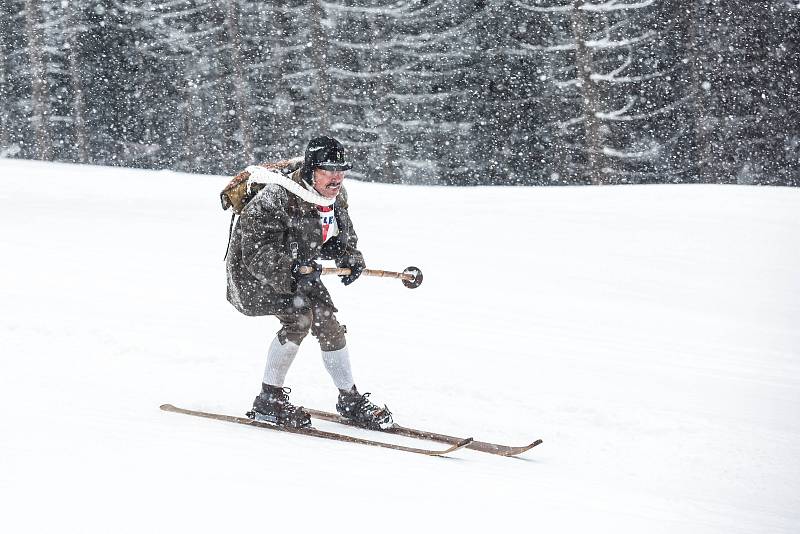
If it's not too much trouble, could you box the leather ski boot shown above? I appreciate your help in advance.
[248,384,311,429]
[336,386,393,430]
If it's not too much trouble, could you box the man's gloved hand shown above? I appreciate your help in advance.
[338,255,366,286]
[291,260,322,294]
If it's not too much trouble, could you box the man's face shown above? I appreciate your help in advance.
[313,168,346,199]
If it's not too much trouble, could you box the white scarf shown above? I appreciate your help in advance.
[244,165,336,207]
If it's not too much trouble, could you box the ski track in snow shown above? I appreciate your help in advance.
[1,159,799,533]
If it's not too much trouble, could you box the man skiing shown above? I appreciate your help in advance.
[225,136,393,430]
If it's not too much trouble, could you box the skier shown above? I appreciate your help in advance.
[225,136,393,430]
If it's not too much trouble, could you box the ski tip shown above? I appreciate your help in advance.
[160,404,176,411]
[499,438,544,457]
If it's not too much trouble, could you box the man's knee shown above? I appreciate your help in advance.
[277,311,313,345]
[279,330,308,346]
[315,322,347,352]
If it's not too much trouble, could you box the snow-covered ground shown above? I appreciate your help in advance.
[1,159,799,533]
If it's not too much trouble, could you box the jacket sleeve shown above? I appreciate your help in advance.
[238,187,294,294]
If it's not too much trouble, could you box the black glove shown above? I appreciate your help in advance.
[290,260,322,294]
[339,255,365,286]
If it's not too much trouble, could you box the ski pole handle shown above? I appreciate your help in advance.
[297,265,423,289]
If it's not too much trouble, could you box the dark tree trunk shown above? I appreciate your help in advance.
[223,0,254,162]
[309,0,331,132]
[0,1,10,149]
[65,2,89,163]
[570,1,603,185]
[688,0,713,183]
[24,0,52,160]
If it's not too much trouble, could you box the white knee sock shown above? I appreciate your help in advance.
[262,336,300,387]
[321,345,355,391]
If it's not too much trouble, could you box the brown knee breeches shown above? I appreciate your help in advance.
[275,300,346,351]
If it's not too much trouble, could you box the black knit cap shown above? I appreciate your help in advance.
[302,136,352,184]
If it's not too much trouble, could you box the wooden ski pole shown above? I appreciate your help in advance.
[298,265,423,288]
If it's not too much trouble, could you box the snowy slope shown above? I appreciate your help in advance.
[1,159,799,533]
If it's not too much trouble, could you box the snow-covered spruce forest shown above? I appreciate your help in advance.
[1,0,798,186]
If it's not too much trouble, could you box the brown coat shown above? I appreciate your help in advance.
[225,169,363,316]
